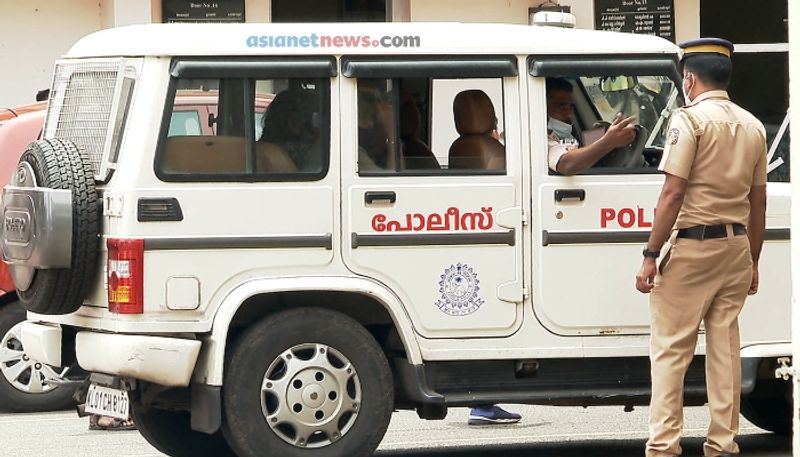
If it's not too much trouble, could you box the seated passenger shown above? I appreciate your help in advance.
[448,89,504,171]
[399,97,439,170]
[358,83,401,171]
[259,89,319,171]
[546,77,636,175]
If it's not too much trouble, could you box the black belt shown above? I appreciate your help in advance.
[676,223,746,240]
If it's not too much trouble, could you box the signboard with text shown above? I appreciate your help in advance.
[594,0,675,42]
[163,0,245,23]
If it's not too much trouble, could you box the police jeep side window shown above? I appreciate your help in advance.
[357,77,507,175]
[157,77,329,181]
[545,74,679,176]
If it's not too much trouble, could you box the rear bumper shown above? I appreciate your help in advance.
[20,322,201,387]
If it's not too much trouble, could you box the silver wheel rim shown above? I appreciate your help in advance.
[0,322,66,393]
[261,343,362,448]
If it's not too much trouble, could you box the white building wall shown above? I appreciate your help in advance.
[107,0,153,27]
[674,0,699,43]
[0,0,104,106]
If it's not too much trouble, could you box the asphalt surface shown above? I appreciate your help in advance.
[0,404,791,457]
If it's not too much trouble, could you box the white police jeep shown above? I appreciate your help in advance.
[4,19,791,457]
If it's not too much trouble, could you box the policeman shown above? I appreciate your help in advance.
[635,38,767,457]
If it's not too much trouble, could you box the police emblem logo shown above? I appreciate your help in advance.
[435,263,484,316]
[667,128,680,145]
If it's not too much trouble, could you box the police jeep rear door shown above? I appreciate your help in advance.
[529,56,680,337]
[340,56,526,339]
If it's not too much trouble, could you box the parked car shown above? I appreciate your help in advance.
[0,101,47,123]
[0,107,80,412]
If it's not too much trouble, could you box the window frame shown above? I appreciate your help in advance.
[346,56,517,177]
[154,57,334,183]
[530,54,682,176]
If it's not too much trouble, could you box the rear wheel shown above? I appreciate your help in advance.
[130,398,236,457]
[0,301,76,412]
[222,307,394,457]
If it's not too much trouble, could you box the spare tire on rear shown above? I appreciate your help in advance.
[9,139,99,315]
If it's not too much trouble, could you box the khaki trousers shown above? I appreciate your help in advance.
[646,232,752,457]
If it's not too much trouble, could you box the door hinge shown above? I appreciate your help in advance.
[775,357,797,380]
[103,192,124,218]
[521,209,528,226]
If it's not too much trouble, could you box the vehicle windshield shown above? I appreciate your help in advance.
[579,75,679,150]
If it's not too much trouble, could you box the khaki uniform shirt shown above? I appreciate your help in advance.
[658,90,768,228]
[547,131,578,172]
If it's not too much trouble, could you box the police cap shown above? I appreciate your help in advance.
[678,38,734,60]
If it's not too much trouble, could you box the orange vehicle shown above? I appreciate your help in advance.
[0,101,47,123]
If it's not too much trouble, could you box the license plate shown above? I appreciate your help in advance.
[85,384,130,421]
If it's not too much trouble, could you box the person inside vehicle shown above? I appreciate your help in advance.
[357,81,401,171]
[546,77,637,175]
[399,95,439,170]
[258,88,319,172]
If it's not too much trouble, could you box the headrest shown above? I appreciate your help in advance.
[453,90,496,136]
[261,89,318,142]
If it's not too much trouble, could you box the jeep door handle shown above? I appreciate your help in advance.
[554,189,586,202]
[364,191,397,204]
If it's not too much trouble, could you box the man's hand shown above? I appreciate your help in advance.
[636,257,657,293]
[748,265,759,295]
[603,113,636,149]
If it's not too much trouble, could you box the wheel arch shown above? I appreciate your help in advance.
[199,276,422,386]
[740,342,791,395]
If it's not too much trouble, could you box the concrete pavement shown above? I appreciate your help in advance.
[0,405,790,457]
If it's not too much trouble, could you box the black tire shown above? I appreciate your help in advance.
[222,308,394,457]
[15,139,99,315]
[740,377,792,435]
[0,300,76,412]
[130,399,237,457]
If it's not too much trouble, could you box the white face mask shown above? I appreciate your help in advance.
[682,74,694,104]
[548,117,574,140]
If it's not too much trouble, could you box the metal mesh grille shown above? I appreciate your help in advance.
[44,61,122,178]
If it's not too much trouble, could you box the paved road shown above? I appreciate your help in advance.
[0,405,791,457]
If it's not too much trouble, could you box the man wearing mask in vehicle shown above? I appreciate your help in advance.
[546,77,637,175]
[635,38,767,457]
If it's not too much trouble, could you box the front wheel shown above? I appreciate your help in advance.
[222,308,394,457]
[740,377,792,435]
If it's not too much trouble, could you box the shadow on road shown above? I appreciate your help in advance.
[378,433,790,457]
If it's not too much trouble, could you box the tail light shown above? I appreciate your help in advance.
[107,238,144,314]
